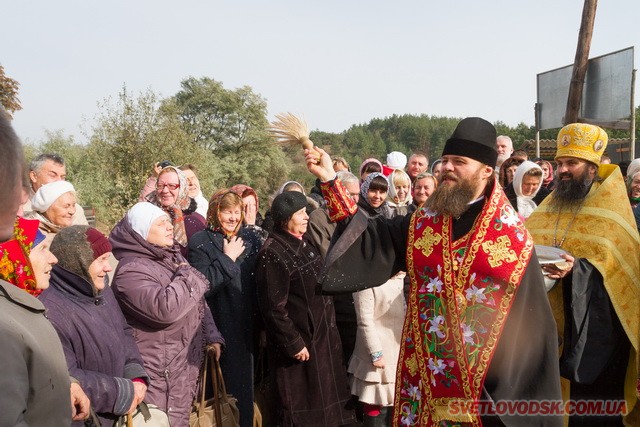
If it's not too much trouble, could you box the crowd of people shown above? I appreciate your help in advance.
[1,108,640,427]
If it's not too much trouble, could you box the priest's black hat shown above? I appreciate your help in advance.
[442,117,498,168]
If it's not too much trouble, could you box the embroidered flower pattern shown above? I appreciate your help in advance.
[465,285,487,304]
[400,196,522,425]
[428,315,446,339]
[426,276,443,293]
[428,357,446,376]
[461,323,475,345]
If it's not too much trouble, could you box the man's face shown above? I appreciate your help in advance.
[29,160,66,191]
[425,155,492,217]
[550,157,596,209]
[521,175,541,197]
[344,181,360,204]
[439,155,491,198]
[407,155,428,179]
[496,137,513,157]
[555,157,596,182]
[630,174,640,199]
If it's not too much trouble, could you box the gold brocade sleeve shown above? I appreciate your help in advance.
[319,179,357,222]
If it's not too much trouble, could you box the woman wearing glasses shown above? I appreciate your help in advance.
[145,166,206,257]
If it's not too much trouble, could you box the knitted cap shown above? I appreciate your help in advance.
[386,151,407,169]
[31,180,75,212]
[85,227,112,259]
[442,117,498,168]
[271,191,307,229]
[555,123,608,165]
[50,225,111,285]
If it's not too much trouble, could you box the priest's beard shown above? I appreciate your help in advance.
[548,167,593,211]
[424,171,479,217]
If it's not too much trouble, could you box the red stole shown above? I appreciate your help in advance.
[393,184,533,426]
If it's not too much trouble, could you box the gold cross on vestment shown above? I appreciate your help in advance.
[481,235,517,268]
[414,226,443,258]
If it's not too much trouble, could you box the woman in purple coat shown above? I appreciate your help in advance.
[39,225,150,426]
[110,202,224,427]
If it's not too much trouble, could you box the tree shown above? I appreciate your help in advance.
[82,87,221,229]
[171,77,270,153]
[169,77,291,201]
[0,65,22,117]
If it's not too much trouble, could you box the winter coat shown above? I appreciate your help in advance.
[39,266,149,427]
[348,276,406,406]
[188,225,265,427]
[0,279,71,426]
[256,229,355,427]
[305,207,358,364]
[109,217,224,427]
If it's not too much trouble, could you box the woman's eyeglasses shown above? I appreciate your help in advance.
[156,183,180,191]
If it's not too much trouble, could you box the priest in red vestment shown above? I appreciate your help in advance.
[306,117,562,426]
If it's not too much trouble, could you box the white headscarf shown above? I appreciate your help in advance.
[31,181,76,212]
[387,169,413,207]
[513,161,543,218]
[127,202,168,240]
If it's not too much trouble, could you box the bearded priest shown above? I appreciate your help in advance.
[306,117,562,427]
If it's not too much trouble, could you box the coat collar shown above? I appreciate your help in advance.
[0,278,45,313]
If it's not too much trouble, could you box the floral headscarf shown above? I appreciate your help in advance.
[145,166,191,246]
[0,217,41,296]
[230,184,260,212]
[536,159,554,187]
[360,172,386,199]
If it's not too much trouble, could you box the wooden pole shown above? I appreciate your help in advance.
[564,0,598,125]
[630,69,636,160]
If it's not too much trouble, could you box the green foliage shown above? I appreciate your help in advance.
[0,65,21,117]
[171,77,270,154]
[169,76,291,202]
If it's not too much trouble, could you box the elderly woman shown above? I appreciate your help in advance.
[0,216,79,425]
[256,192,355,427]
[230,183,264,227]
[411,171,437,211]
[110,202,224,427]
[188,190,267,427]
[145,166,206,256]
[39,226,151,426]
[263,180,319,233]
[26,180,76,239]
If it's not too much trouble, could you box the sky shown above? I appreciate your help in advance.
[3,0,639,144]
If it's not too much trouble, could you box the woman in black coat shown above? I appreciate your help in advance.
[255,191,355,427]
[188,190,266,427]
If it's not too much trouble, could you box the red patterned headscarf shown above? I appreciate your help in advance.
[0,217,41,296]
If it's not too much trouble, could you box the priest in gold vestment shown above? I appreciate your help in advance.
[527,123,640,426]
